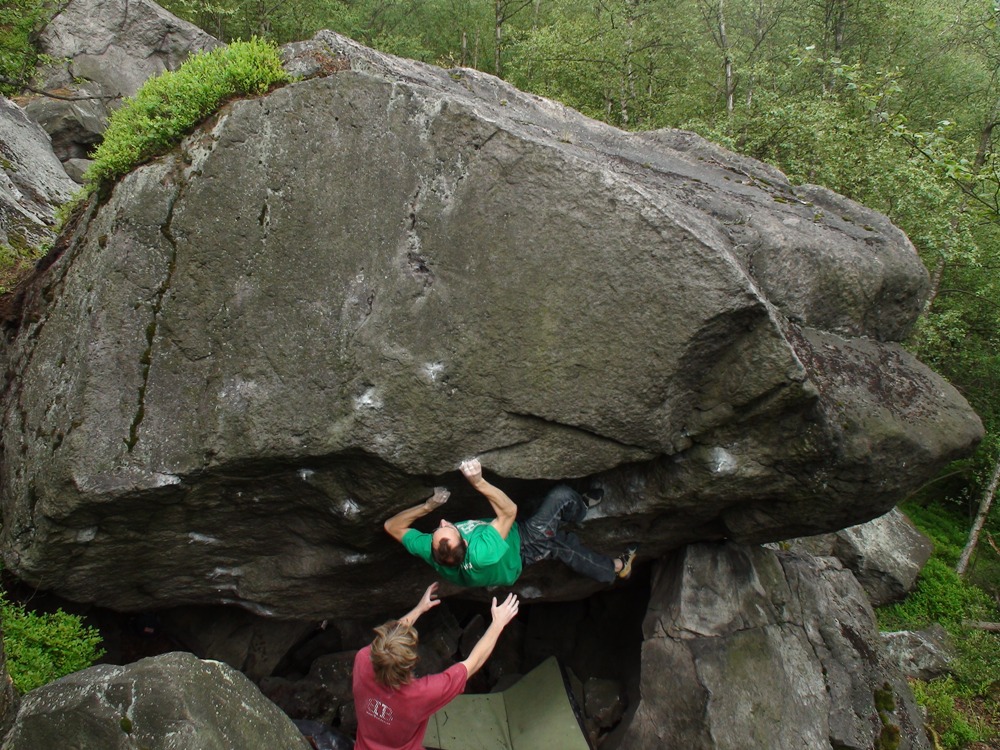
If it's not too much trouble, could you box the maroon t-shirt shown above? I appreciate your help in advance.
[353,645,468,750]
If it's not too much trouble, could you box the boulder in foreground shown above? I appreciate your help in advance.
[0,651,311,750]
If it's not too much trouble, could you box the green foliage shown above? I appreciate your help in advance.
[877,557,994,631]
[0,241,46,295]
[158,0,492,68]
[901,503,968,564]
[85,38,288,186]
[505,0,697,128]
[912,678,985,749]
[878,505,1000,747]
[0,593,105,693]
[0,0,58,95]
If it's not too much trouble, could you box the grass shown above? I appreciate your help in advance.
[0,242,45,295]
[878,502,1000,749]
[85,38,289,187]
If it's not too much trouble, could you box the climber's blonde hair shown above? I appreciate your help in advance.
[370,620,419,689]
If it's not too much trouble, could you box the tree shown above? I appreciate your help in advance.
[696,0,736,113]
[506,0,698,127]
[493,0,534,75]
[0,0,63,95]
[957,452,1000,577]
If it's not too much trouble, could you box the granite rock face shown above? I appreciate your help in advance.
[0,31,982,618]
[786,507,933,605]
[34,0,220,99]
[882,624,955,681]
[0,97,75,251]
[0,652,311,750]
[23,0,220,174]
[619,543,929,749]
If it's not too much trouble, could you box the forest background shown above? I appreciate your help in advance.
[1,0,999,746]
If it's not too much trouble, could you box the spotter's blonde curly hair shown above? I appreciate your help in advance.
[370,620,419,689]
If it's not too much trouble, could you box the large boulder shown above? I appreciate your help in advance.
[0,32,982,619]
[33,0,220,99]
[23,0,220,171]
[22,82,109,164]
[0,651,311,749]
[881,625,955,681]
[0,97,75,251]
[786,507,933,605]
[619,543,929,749]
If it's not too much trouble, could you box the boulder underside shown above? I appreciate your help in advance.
[0,32,982,618]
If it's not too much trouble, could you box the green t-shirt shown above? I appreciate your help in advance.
[402,519,522,587]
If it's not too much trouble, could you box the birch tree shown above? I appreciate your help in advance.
[957,454,1000,578]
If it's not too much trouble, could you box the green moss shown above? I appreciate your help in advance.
[877,557,993,631]
[873,687,901,750]
[86,38,289,187]
[874,683,896,712]
[875,721,900,750]
[0,239,48,295]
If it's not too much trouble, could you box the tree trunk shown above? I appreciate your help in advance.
[719,0,734,114]
[823,0,848,93]
[963,621,1000,632]
[494,0,503,76]
[922,256,946,313]
[956,453,1000,577]
[974,114,997,174]
[621,0,638,126]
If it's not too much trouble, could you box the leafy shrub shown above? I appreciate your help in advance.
[85,38,288,186]
[0,593,105,693]
[0,0,56,96]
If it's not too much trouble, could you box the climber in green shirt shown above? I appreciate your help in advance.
[383,459,636,587]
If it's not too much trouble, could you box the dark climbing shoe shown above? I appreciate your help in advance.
[582,486,605,508]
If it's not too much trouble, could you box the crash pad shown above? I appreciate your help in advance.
[424,656,590,750]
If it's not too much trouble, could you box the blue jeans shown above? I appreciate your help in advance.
[518,485,616,584]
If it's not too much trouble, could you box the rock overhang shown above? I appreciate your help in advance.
[0,31,982,618]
